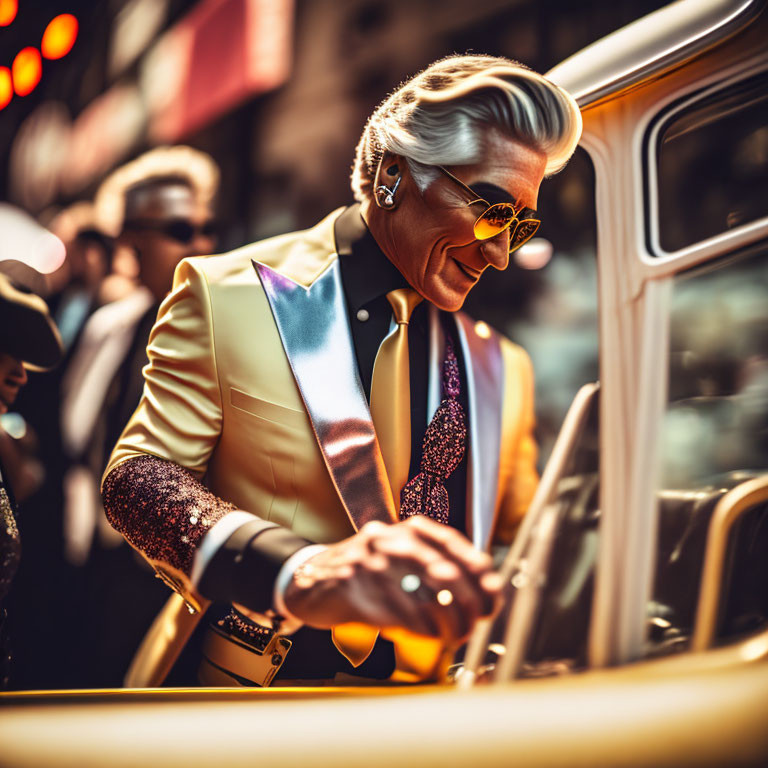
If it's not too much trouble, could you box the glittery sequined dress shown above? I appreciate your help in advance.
[0,485,19,605]
[0,474,21,689]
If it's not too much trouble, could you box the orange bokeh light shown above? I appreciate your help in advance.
[0,67,12,109]
[12,47,42,97]
[41,14,79,59]
[0,0,17,27]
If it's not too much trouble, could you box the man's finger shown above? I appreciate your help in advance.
[403,517,500,615]
[405,515,494,574]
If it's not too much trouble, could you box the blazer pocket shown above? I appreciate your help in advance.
[229,387,307,430]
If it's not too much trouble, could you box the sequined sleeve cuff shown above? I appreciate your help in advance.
[101,454,312,612]
[102,454,238,601]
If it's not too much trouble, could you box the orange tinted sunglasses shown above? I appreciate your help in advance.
[436,166,540,253]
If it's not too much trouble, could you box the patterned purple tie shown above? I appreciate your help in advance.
[399,334,467,524]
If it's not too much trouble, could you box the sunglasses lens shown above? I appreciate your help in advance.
[474,203,516,240]
[167,221,195,244]
[509,219,540,252]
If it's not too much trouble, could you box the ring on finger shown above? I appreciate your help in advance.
[436,588,454,606]
[401,575,454,608]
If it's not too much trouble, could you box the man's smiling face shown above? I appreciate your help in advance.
[365,127,547,311]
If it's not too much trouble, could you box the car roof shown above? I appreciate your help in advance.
[546,0,765,108]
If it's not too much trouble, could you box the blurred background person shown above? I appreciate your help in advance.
[44,202,117,353]
[53,145,220,686]
[61,146,219,562]
[0,204,67,507]
[0,272,63,689]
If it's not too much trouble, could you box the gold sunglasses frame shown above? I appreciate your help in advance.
[435,166,541,253]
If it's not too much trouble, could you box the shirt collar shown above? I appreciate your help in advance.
[334,204,409,314]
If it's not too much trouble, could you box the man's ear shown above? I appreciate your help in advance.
[373,152,404,210]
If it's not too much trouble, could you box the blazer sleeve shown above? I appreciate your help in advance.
[104,257,222,479]
[101,259,309,610]
[493,340,539,546]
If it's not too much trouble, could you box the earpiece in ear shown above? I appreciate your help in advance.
[375,176,401,209]
[376,186,395,208]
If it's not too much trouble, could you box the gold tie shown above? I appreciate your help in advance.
[369,288,423,508]
[332,288,422,670]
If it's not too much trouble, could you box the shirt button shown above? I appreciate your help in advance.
[356,309,370,322]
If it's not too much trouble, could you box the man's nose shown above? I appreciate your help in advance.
[9,358,27,387]
[479,229,510,271]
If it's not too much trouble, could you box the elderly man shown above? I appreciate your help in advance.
[102,55,581,686]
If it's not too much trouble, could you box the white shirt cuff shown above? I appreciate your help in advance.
[190,510,261,587]
[272,543,327,631]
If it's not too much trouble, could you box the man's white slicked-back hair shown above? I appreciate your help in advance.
[351,55,582,202]
[94,145,220,237]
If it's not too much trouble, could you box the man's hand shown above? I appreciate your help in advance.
[282,516,504,642]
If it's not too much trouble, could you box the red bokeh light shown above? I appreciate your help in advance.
[0,67,12,110]
[0,0,17,27]
[12,47,42,97]
[41,13,79,59]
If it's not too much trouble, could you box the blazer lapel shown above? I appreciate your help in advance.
[453,313,504,549]
[254,258,397,530]
[427,305,444,423]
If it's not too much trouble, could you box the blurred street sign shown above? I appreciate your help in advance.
[141,0,294,142]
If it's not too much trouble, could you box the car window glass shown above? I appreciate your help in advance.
[650,244,768,654]
[523,390,600,675]
[469,389,600,680]
[656,72,768,252]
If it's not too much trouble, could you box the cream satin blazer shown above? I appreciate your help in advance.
[106,208,538,605]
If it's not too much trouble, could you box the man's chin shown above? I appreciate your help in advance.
[421,281,471,312]
[445,295,468,312]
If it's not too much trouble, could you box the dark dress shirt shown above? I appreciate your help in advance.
[334,204,469,533]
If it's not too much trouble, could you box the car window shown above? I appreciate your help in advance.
[515,244,768,672]
[467,388,600,680]
[656,71,768,253]
[661,246,768,488]
[523,389,600,675]
[651,243,768,652]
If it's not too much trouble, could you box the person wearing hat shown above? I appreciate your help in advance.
[0,272,63,688]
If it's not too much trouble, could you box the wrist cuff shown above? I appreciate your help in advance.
[198,520,311,613]
[273,544,328,630]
